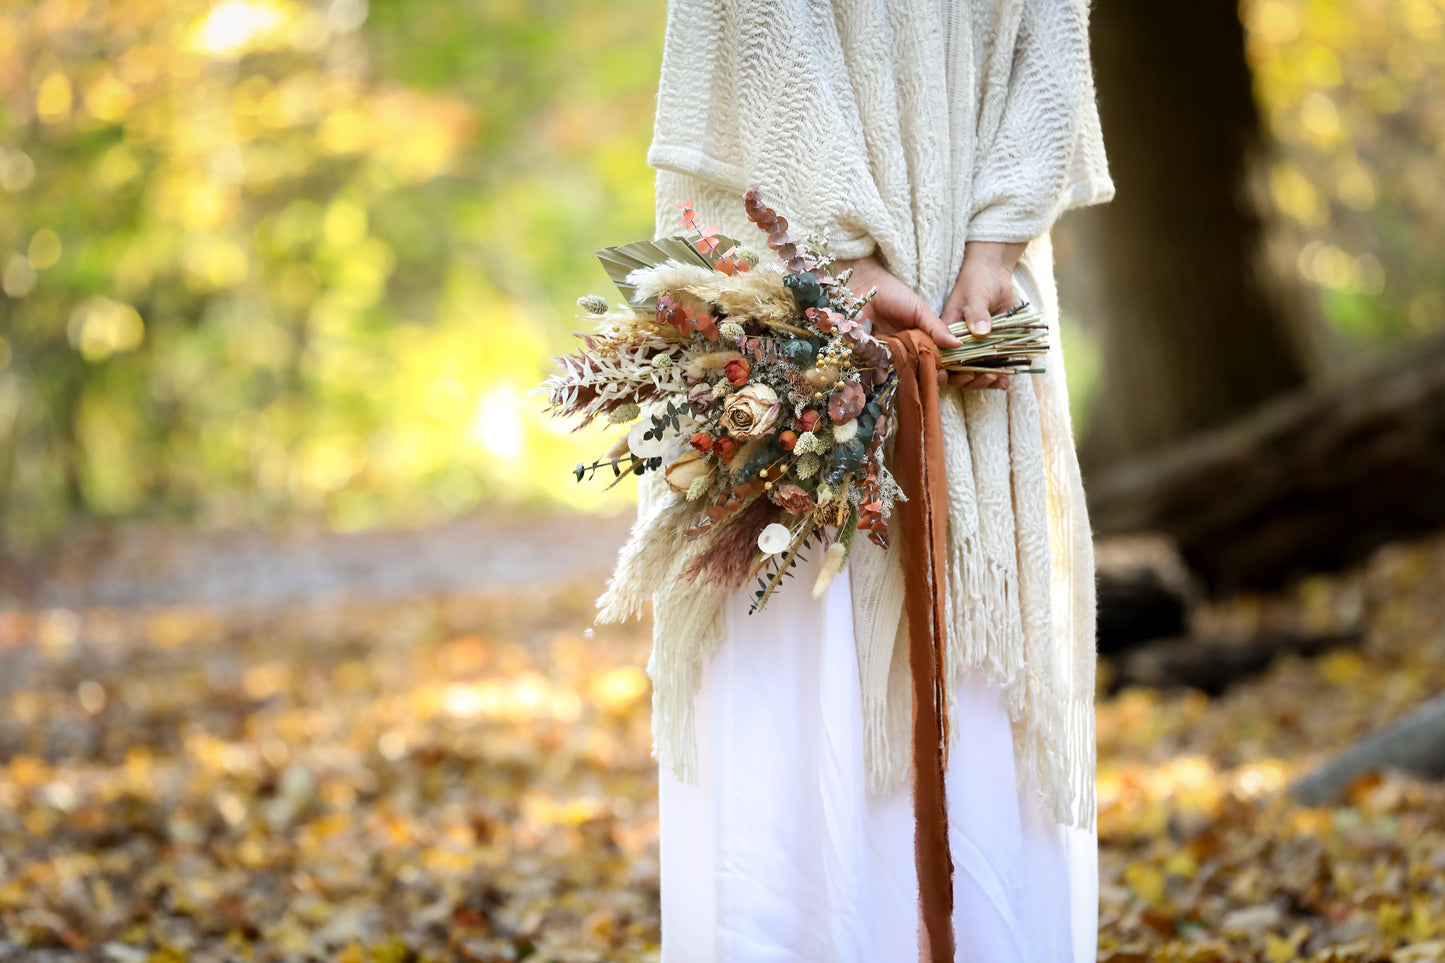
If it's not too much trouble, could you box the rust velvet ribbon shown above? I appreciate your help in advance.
[882,329,956,961]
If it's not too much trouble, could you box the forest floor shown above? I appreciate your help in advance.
[0,513,1443,962]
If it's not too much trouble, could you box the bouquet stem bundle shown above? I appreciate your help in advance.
[939,302,1048,375]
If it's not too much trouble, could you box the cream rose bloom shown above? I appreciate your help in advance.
[718,383,780,439]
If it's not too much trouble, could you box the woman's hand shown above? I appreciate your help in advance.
[837,250,1015,390]
[837,253,959,348]
[939,239,1029,390]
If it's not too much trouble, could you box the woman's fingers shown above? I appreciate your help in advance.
[943,370,1010,390]
[943,277,998,338]
[898,289,962,349]
[946,240,1028,337]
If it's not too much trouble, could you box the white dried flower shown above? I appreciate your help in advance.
[757,523,792,555]
[711,381,731,398]
[832,419,858,443]
[735,248,761,268]
[794,453,821,480]
[577,295,610,315]
[686,475,711,501]
[720,321,746,343]
[795,430,833,454]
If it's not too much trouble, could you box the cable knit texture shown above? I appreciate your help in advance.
[633,0,1115,831]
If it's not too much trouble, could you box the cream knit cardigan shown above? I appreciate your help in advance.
[626,0,1115,830]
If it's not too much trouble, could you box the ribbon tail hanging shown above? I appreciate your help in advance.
[884,330,955,961]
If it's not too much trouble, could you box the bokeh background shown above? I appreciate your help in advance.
[2,1,1445,961]
[3,0,1439,548]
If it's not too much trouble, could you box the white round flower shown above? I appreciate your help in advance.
[832,419,858,443]
[757,523,792,555]
[628,415,670,458]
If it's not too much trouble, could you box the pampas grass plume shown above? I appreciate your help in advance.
[812,541,848,598]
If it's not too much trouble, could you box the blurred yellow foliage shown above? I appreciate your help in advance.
[1,0,1440,544]
[0,0,663,544]
[1243,0,1445,339]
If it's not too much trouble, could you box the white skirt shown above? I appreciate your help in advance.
[658,549,1099,962]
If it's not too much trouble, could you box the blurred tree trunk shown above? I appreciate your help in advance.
[1086,332,1445,590]
[1079,0,1316,470]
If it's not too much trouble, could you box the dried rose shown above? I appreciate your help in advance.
[723,357,752,387]
[769,483,813,515]
[665,448,710,494]
[690,431,714,453]
[778,430,798,451]
[718,383,781,439]
[711,436,738,461]
[828,381,866,423]
[688,382,717,415]
[797,409,822,433]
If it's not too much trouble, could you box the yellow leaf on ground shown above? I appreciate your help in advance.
[1124,863,1165,906]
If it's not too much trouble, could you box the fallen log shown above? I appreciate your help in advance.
[1094,534,1194,655]
[1109,629,1362,695]
[1085,334,1445,590]
[1290,693,1445,806]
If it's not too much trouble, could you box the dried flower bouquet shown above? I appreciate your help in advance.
[534,187,1047,613]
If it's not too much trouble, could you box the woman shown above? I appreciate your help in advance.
[635,0,1114,958]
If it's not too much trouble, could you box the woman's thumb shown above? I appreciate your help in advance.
[962,296,992,337]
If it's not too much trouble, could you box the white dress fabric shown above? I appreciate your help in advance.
[657,550,1098,963]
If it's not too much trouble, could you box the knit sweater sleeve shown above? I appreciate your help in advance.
[965,0,1115,244]
[645,0,896,261]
